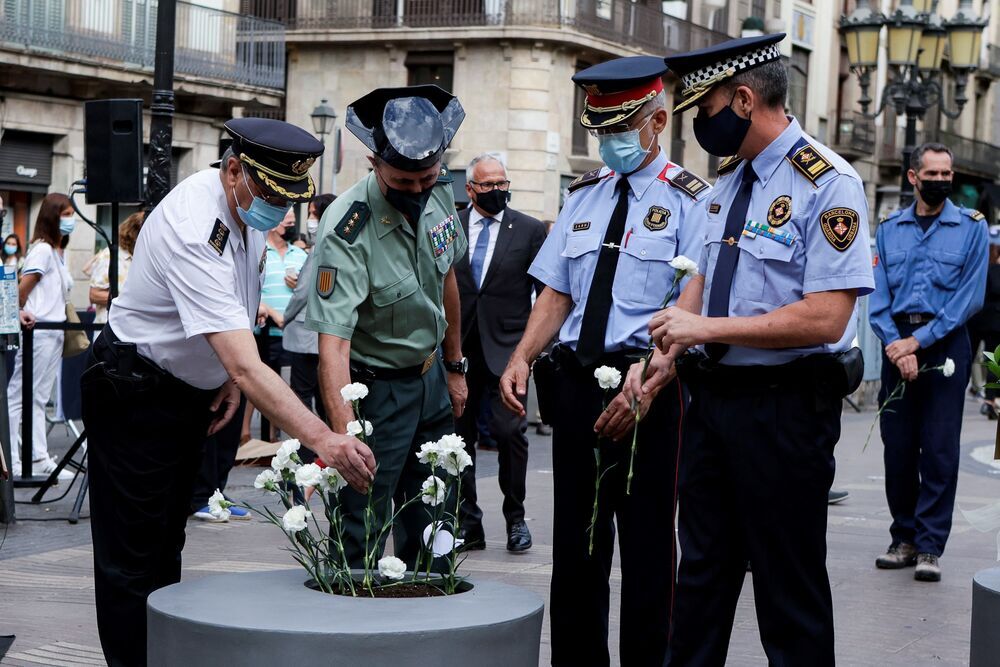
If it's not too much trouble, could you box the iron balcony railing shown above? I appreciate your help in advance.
[879,124,1000,177]
[0,0,285,90]
[245,0,730,55]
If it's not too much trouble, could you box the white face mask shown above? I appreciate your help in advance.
[307,217,319,234]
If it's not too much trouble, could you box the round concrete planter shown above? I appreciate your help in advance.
[147,570,544,667]
[971,567,1000,666]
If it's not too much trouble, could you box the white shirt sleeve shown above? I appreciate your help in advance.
[22,242,51,276]
[164,240,251,338]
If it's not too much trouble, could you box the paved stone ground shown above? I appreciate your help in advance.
[2,393,1000,666]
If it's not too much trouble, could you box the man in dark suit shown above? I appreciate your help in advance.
[456,153,546,552]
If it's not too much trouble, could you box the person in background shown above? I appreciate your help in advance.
[89,211,145,324]
[7,193,75,480]
[306,194,335,249]
[968,224,1000,419]
[240,208,308,443]
[4,234,23,274]
[870,143,987,583]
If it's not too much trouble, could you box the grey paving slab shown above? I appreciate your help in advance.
[1,392,999,666]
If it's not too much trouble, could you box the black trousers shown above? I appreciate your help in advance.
[456,332,529,530]
[548,355,683,667]
[83,331,217,667]
[666,370,840,667]
[190,396,247,511]
[880,323,971,556]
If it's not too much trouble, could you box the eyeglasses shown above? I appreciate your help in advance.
[588,112,655,138]
[468,180,511,192]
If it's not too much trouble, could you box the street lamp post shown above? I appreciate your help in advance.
[310,99,337,194]
[839,0,988,207]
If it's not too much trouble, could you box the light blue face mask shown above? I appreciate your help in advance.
[597,114,655,175]
[59,215,76,236]
[234,168,290,232]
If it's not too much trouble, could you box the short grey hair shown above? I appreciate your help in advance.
[722,60,787,109]
[910,142,954,171]
[468,152,507,180]
[639,89,667,118]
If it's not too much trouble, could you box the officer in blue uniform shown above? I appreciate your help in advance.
[637,35,874,666]
[869,142,987,583]
[499,56,710,667]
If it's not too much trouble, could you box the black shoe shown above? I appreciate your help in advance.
[457,525,486,552]
[827,489,849,505]
[506,521,532,552]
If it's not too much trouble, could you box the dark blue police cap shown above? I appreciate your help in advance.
[345,85,465,172]
[572,56,667,129]
[664,33,785,113]
[222,118,324,202]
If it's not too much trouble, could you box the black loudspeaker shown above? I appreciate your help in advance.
[84,99,145,204]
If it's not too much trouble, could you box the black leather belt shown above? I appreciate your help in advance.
[551,343,644,374]
[894,313,935,325]
[351,350,437,382]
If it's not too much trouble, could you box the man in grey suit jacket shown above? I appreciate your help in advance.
[283,243,326,433]
[456,153,546,552]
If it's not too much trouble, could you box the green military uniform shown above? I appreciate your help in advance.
[306,167,467,567]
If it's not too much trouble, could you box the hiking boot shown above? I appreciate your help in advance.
[875,543,917,569]
[914,553,941,582]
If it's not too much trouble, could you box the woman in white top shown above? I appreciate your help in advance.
[7,193,75,478]
[89,211,145,324]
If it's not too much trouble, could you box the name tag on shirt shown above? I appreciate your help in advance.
[743,220,797,246]
[429,214,458,257]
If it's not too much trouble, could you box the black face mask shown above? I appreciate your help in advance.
[474,189,510,216]
[280,226,297,242]
[378,170,434,223]
[917,179,952,207]
[692,94,752,158]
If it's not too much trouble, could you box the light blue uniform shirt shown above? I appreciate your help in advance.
[698,117,875,366]
[530,149,710,352]
[869,199,987,348]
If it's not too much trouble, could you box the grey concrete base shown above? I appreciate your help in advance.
[971,567,1000,666]
[147,570,544,666]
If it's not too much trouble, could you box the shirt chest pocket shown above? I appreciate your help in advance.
[733,235,797,305]
[371,272,420,338]
[617,236,679,306]
[434,245,454,275]
[560,232,602,301]
[930,249,964,289]
[884,251,907,289]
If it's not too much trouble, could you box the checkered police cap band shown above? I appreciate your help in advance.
[680,43,781,97]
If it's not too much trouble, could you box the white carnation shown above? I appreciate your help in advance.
[294,463,324,488]
[282,505,311,533]
[207,489,231,520]
[594,365,622,390]
[271,439,302,473]
[417,441,442,468]
[347,420,373,437]
[942,358,955,378]
[669,255,699,277]
[253,469,280,492]
[440,448,473,477]
[436,433,466,454]
[378,556,407,581]
[340,382,370,403]
[319,467,348,494]
[420,475,447,506]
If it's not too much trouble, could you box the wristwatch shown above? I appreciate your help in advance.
[444,357,469,375]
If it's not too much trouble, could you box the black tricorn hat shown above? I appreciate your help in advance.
[345,85,465,172]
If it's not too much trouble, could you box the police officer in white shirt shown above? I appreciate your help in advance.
[81,118,376,667]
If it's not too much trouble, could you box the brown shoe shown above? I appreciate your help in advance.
[875,543,917,569]
[914,553,941,582]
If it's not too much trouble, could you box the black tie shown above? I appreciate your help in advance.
[576,176,630,367]
[705,163,757,362]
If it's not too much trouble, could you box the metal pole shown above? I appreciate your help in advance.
[0,343,14,522]
[109,201,119,302]
[18,325,33,482]
[146,0,177,213]
[900,111,918,209]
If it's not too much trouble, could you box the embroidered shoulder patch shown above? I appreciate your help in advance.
[717,155,743,176]
[567,169,604,194]
[970,209,985,221]
[316,265,337,298]
[643,206,670,231]
[820,208,860,252]
[789,143,834,185]
[208,218,229,256]
[767,195,792,228]
[572,221,591,232]
[668,170,709,199]
[335,202,370,244]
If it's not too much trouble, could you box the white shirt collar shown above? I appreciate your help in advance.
[469,206,505,226]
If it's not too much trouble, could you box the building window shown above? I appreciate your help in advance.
[572,61,592,156]
[751,0,765,18]
[596,0,612,20]
[405,51,454,92]
[787,46,809,122]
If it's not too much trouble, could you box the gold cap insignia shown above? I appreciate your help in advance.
[291,157,316,176]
